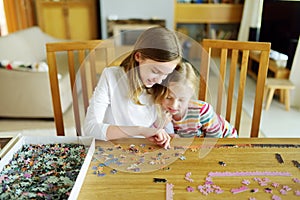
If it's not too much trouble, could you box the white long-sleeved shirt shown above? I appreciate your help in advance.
[83,67,172,140]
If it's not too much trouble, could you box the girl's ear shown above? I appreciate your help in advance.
[134,52,142,62]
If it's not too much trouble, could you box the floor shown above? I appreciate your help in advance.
[0,76,299,138]
[260,97,300,138]
[0,106,77,137]
[242,76,300,138]
[0,66,299,138]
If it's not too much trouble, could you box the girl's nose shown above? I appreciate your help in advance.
[170,99,179,108]
[153,74,166,84]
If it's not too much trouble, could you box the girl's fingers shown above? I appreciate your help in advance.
[147,137,155,142]
[147,129,171,149]
[155,132,170,149]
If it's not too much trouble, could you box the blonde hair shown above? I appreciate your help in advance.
[152,61,198,104]
[120,27,182,104]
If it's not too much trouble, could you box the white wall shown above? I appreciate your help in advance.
[290,36,300,110]
[100,0,174,39]
[238,0,263,41]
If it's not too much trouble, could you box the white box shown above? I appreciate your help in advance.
[270,49,288,68]
[0,135,95,200]
[0,133,21,159]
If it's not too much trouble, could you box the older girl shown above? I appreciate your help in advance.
[84,27,182,148]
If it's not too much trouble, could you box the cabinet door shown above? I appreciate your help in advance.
[68,1,98,40]
[36,0,98,40]
[36,1,66,39]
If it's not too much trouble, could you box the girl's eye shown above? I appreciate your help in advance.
[152,69,159,74]
[166,96,172,99]
[161,74,168,80]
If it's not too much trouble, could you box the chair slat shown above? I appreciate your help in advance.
[216,48,228,114]
[226,49,238,121]
[234,50,249,132]
[251,50,270,137]
[200,39,270,137]
[47,51,65,136]
[78,50,89,115]
[46,40,102,136]
[67,51,76,90]
[89,50,97,91]
[198,46,210,101]
[67,50,82,136]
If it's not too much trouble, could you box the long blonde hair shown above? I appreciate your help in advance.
[120,27,182,104]
[152,61,198,104]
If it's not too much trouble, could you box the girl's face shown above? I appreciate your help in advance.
[135,52,179,87]
[161,82,194,119]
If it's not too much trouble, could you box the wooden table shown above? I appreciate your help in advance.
[78,138,300,200]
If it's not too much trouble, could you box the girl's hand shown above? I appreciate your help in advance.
[153,110,172,129]
[147,129,171,149]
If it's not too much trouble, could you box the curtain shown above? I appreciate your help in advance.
[3,0,36,33]
[238,0,264,41]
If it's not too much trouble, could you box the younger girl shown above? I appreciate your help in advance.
[152,62,237,138]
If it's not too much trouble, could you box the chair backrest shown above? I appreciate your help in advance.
[46,40,121,136]
[199,39,271,137]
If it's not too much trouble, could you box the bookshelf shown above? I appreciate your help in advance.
[174,1,244,41]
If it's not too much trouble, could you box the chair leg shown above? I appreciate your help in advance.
[284,89,290,111]
[279,89,284,103]
[265,88,275,111]
[263,85,268,104]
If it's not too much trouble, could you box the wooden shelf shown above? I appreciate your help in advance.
[174,4,244,24]
[174,1,244,58]
[248,51,290,79]
[174,2,244,42]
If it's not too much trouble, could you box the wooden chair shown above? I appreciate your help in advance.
[46,40,123,136]
[264,78,295,111]
[199,39,271,137]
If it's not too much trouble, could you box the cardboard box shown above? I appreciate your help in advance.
[0,135,95,200]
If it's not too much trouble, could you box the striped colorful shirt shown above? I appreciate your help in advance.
[172,100,237,138]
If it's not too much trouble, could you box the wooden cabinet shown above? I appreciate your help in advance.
[35,0,98,40]
[248,51,290,80]
[174,1,244,41]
